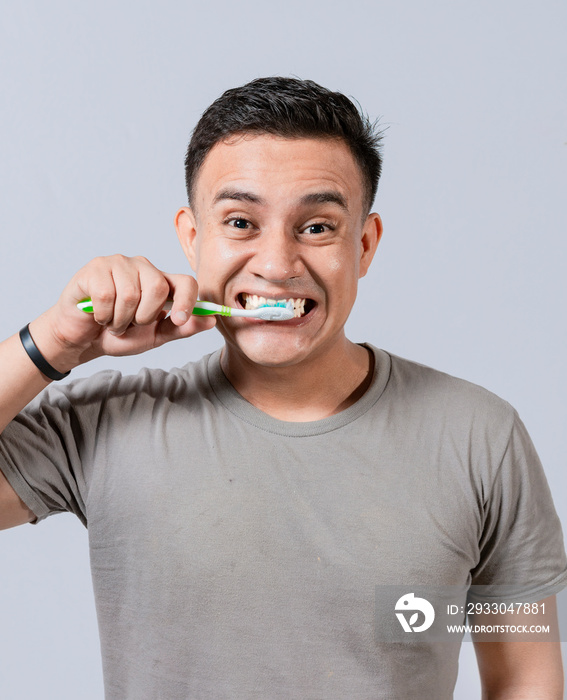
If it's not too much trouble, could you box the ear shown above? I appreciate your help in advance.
[175,207,199,271]
[358,213,383,278]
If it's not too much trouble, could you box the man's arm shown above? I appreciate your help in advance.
[0,468,36,529]
[472,595,564,699]
[0,255,215,530]
[0,330,59,529]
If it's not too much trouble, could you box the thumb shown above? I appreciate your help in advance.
[154,312,216,346]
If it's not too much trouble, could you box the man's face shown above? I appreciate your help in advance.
[176,134,382,369]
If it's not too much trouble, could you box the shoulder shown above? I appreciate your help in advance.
[26,351,218,415]
[382,350,517,435]
[387,351,514,411]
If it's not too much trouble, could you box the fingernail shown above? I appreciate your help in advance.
[173,310,188,324]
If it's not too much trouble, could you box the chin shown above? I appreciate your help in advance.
[229,332,314,369]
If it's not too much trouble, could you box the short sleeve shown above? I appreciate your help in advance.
[470,410,567,602]
[0,374,115,527]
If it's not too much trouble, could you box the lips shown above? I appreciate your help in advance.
[237,292,316,318]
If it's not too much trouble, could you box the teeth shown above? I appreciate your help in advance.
[242,293,308,318]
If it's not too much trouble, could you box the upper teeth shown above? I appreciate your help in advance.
[243,293,307,318]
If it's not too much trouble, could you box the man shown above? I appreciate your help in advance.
[0,77,565,698]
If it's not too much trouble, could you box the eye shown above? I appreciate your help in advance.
[227,218,251,229]
[304,222,334,235]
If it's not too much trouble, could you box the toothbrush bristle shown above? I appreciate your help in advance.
[259,300,289,308]
[256,301,295,321]
[257,300,294,312]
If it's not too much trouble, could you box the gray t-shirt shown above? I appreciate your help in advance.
[1,344,566,699]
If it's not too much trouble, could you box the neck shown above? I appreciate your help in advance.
[220,337,374,422]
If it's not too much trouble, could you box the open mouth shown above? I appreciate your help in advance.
[237,293,316,319]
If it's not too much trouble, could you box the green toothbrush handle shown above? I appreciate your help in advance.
[189,301,232,316]
[76,298,231,317]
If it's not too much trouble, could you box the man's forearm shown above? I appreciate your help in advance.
[0,315,72,529]
[0,325,58,435]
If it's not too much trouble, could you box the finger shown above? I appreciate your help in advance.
[133,261,171,326]
[107,259,142,335]
[86,260,117,327]
[162,273,199,326]
[155,312,216,346]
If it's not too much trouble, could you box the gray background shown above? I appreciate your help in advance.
[0,0,565,697]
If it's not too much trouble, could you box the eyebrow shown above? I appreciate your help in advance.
[213,189,265,206]
[213,188,349,212]
[299,191,349,212]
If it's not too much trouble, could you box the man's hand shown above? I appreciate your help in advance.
[0,254,217,525]
[29,255,216,373]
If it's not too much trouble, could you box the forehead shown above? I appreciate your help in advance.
[193,134,365,215]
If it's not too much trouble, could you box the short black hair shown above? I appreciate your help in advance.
[184,76,383,215]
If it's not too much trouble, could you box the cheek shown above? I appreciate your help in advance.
[326,254,358,288]
[215,242,240,263]
[204,232,248,264]
[198,236,229,269]
[328,256,342,273]
[197,240,247,290]
[323,253,360,311]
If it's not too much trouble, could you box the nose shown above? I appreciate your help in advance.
[248,227,304,283]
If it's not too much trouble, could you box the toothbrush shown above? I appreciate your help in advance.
[76,298,295,321]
